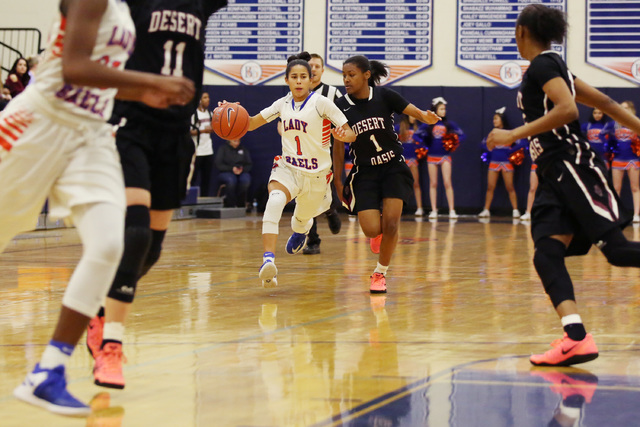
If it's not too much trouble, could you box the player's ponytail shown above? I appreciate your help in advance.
[286,51,312,77]
[343,55,389,87]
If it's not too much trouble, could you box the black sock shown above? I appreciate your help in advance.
[97,306,105,317]
[101,339,122,349]
[564,323,587,341]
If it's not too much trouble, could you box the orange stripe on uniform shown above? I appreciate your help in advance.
[0,135,13,151]
[0,122,19,140]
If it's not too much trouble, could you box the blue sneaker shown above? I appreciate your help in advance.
[14,364,91,416]
[285,232,308,254]
[259,258,278,287]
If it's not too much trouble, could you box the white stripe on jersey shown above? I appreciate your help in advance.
[563,160,618,222]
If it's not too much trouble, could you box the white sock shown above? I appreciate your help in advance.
[103,322,125,344]
[374,262,388,275]
[40,340,73,369]
[561,314,583,327]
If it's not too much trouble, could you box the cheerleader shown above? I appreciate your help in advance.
[603,101,640,222]
[413,97,465,219]
[478,108,522,219]
[396,114,424,216]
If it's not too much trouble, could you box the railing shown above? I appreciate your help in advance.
[0,28,42,82]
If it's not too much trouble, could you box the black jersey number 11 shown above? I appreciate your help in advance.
[161,40,186,77]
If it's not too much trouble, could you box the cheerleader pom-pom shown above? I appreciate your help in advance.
[443,133,459,152]
[415,146,428,160]
[509,148,525,166]
[632,134,640,157]
[480,151,490,164]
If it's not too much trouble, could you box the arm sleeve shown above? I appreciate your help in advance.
[260,97,285,123]
[381,87,410,114]
[317,96,348,127]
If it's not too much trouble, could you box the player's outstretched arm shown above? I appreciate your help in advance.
[575,77,640,134]
[403,104,439,125]
[248,114,267,131]
[61,0,194,109]
[331,123,356,142]
[487,77,578,150]
[332,138,346,204]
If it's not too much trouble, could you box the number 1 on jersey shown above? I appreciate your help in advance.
[370,134,383,152]
[295,135,302,155]
[161,40,186,77]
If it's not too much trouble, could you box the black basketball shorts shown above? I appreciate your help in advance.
[531,158,631,256]
[115,118,195,210]
[343,158,413,213]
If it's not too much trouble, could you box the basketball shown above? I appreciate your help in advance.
[211,103,250,140]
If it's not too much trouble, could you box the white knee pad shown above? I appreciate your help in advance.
[291,215,313,234]
[262,190,287,234]
[62,203,125,318]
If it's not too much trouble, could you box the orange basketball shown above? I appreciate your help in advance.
[211,102,250,140]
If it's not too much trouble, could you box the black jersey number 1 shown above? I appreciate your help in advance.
[161,40,186,77]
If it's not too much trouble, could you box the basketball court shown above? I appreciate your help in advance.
[2,214,640,426]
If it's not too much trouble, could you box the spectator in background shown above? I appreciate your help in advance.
[396,114,424,216]
[414,97,465,219]
[478,107,522,219]
[215,137,253,209]
[190,92,214,196]
[4,57,30,98]
[604,100,640,222]
[26,55,39,87]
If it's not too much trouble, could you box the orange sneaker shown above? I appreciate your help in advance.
[94,343,126,389]
[87,314,105,360]
[370,272,387,293]
[530,333,598,367]
[369,234,382,254]
[530,367,599,403]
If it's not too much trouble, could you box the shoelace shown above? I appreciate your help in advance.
[100,347,127,373]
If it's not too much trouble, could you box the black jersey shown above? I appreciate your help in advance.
[112,0,227,128]
[518,51,592,170]
[335,86,409,166]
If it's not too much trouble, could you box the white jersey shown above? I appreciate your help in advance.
[34,0,135,123]
[191,108,213,156]
[260,92,348,173]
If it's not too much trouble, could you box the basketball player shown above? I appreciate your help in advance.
[235,52,356,287]
[8,0,194,416]
[332,55,440,293]
[302,53,343,255]
[487,4,640,366]
[86,0,228,389]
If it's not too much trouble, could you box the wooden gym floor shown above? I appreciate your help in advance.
[1,214,640,426]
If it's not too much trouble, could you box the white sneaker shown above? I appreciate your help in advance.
[512,209,521,218]
[428,210,438,219]
[478,209,490,218]
[259,258,278,288]
[448,210,458,219]
[520,212,531,221]
[414,207,424,216]
[634,215,640,223]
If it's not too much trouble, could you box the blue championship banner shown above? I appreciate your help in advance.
[586,0,640,84]
[204,0,304,85]
[456,0,567,88]
[326,0,433,85]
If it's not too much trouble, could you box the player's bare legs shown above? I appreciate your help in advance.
[427,163,438,215]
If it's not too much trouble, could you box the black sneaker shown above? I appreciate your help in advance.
[326,210,342,234]
[303,244,320,255]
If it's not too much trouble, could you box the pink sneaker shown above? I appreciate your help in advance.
[369,234,382,254]
[530,367,598,403]
[86,315,104,360]
[370,272,387,294]
[94,342,126,389]
[530,333,598,367]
